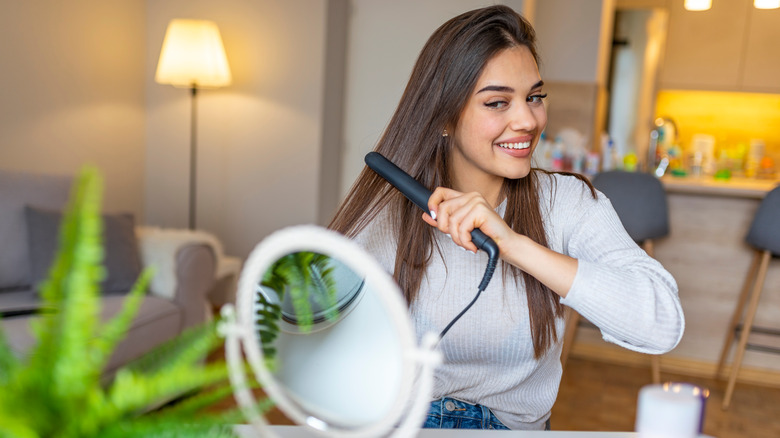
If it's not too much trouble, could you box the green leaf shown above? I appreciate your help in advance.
[52,167,104,399]
[91,268,153,378]
[0,321,20,386]
[108,362,229,417]
[254,291,282,359]
[123,321,221,376]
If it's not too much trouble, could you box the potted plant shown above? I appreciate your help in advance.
[0,167,249,437]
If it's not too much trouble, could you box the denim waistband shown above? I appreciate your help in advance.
[423,397,510,430]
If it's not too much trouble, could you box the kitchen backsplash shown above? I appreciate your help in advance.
[655,89,780,164]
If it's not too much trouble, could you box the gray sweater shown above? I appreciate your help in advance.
[354,172,684,430]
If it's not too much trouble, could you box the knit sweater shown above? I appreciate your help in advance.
[352,172,684,430]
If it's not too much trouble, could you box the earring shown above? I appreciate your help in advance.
[442,129,448,137]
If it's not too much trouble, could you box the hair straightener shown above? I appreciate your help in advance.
[365,151,499,339]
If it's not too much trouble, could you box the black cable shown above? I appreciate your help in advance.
[438,253,498,339]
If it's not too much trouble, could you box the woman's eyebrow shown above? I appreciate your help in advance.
[476,80,545,94]
[476,85,514,94]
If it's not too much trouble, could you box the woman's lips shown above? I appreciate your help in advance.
[495,137,534,157]
[496,141,531,150]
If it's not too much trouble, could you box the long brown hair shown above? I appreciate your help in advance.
[329,5,594,358]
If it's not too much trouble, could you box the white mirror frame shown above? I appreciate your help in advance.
[218,225,441,438]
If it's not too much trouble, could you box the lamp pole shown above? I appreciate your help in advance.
[189,85,198,230]
[154,18,231,230]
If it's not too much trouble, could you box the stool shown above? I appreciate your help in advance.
[561,171,669,384]
[716,185,780,410]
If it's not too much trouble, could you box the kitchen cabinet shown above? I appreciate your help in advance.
[742,7,780,92]
[660,1,780,93]
[573,177,780,383]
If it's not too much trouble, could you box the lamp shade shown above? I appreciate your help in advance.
[155,19,232,88]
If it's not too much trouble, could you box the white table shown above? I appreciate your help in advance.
[234,425,715,437]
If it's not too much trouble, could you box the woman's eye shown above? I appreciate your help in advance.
[485,100,508,109]
[527,93,548,105]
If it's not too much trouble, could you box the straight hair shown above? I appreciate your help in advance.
[329,5,595,358]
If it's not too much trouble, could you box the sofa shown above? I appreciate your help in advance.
[0,169,224,373]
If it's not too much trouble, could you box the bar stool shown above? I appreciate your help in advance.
[561,171,669,384]
[716,185,780,410]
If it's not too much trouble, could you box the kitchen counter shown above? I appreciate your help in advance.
[574,173,780,386]
[661,175,780,199]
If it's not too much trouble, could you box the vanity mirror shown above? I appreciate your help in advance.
[219,225,441,438]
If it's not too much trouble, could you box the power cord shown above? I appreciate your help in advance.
[438,250,498,339]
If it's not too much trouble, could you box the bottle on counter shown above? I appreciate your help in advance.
[585,151,600,178]
[691,134,716,176]
[601,133,617,171]
[745,139,765,179]
[551,136,565,171]
[758,156,776,180]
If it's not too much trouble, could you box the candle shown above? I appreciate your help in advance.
[635,382,709,438]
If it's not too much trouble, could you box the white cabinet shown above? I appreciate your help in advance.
[660,1,780,93]
[742,7,780,92]
[660,1,748,90]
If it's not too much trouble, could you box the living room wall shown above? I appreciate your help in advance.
[0,0,147,216]
[143,0,328,258]
[0,1,331,260]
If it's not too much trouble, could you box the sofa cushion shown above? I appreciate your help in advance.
[1,295,181,372]
[0,170,71,291]
[25,206,143,295]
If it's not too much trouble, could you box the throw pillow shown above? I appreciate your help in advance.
[25,206,143,294]
[0,170,71,291]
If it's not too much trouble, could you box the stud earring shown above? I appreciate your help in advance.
[442,129,448,137]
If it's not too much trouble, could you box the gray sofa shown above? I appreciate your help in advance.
[0,169,219,373]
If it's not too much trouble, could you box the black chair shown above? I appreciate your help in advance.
[561,171,669,384]
[716,185,780,410]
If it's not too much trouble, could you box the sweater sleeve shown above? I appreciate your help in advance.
[557,180,684,354]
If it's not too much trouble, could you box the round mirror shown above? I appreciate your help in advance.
[221,225,440,438]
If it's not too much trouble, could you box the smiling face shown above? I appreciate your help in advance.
[448,45,547,202]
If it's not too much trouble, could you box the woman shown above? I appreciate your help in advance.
[329,5,684,431]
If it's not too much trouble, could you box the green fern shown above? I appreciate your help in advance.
[257,250,340,360]
[0,167,248,437]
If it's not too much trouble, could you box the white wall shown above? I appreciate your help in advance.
[144,0,328,258]
[340,0,527,196]
[534,0,614,85]
[0,0,147,216]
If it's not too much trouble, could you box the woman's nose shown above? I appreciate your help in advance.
[509,103,538,132]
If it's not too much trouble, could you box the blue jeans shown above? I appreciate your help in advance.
[423,397,510,430]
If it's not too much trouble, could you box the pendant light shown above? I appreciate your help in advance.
[754,0,780,9]
[684,0,712,11]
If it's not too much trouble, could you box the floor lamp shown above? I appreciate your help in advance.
[155,19,232,230]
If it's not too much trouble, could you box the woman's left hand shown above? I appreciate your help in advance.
[422,187,513,253]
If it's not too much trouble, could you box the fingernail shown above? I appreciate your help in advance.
[430,210,437,221]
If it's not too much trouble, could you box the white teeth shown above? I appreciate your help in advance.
[498,142,531,150]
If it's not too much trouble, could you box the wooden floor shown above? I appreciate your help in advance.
[553,357,780,438]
